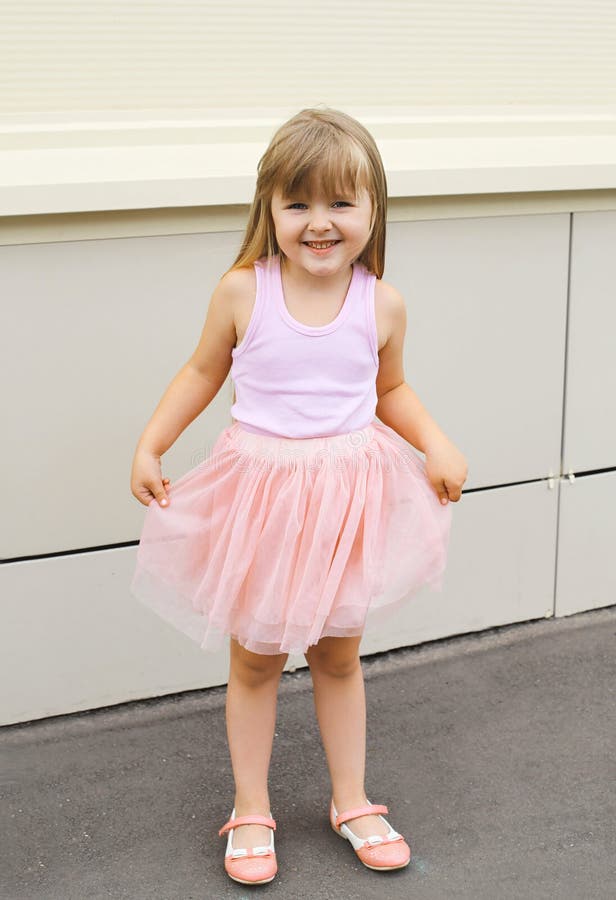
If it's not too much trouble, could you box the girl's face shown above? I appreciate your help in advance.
[270,183,373,279]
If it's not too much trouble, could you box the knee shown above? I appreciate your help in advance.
[230,638,288,687]
[306,638,361,679]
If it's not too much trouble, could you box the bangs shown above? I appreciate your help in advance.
[273,133,371,201]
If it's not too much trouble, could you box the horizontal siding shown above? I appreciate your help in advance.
[0,1,615,113]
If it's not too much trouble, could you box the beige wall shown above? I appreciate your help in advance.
[1,0,615,114]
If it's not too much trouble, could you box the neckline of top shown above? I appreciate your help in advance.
[272,254,358,336]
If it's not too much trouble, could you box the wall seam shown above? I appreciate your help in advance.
[553,211,575,617]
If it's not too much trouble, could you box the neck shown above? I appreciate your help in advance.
[279,255,354,296]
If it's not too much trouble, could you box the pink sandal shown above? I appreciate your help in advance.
[218,807,278,884]
[330,798,411,871]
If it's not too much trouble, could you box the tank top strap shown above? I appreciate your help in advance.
[254,255,281,326]
[356,263,379,367]
[231,257,271,359]
[254,254,275,297]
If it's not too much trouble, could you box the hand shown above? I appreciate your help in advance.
[424,436,468,506]
[130,447,172,508]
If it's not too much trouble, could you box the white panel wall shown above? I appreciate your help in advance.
[2,230,241,559]
[555,472,616,617]
[384,215,570,487]
[5,204,614,724]
[1,1,615,113]
[0,548,231,723]
[554,210,616,618]
[563,211,616,472]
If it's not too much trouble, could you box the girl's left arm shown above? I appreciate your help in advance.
[375,283,468,505]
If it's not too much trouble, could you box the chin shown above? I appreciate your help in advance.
[305,258,346,274]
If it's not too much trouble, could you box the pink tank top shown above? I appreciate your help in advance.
[229,254,379,438]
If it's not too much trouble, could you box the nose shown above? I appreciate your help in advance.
[308,206,332,233]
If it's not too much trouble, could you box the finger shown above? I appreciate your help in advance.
[152,486,169,507]
[446,481,463,502]
[437,484,449,505]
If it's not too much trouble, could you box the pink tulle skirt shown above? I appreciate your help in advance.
[130,419,452,656]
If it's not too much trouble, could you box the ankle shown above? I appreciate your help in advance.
[234,793,271,815]
[332,791,369,811]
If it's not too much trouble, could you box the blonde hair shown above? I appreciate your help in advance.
[229,108,388,278]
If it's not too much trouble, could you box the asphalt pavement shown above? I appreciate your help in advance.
[3,606,615,900]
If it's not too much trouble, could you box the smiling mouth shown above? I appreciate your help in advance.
[303,240,340,249]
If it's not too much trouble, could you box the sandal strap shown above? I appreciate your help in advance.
[335,804,388,827]
[218,814,276,836]
[360,834,406,849]
[228,848,276,860]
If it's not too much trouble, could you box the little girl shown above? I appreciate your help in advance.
[130,107,467,886]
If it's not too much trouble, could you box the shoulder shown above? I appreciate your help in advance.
[374,278,406,346]
[212,265,257,327]
[217,265,257,301]
[375,278,405,309]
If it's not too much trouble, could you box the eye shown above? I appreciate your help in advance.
[285,202,307,210]
[331,200,353,208]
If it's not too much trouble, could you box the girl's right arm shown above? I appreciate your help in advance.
[130,268,252,507]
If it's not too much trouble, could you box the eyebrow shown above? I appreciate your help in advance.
[278,188,359,202]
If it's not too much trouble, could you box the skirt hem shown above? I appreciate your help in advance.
[130,559,448,656]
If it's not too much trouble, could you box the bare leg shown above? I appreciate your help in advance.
[305,635,389,838]
[225,636,288,849]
